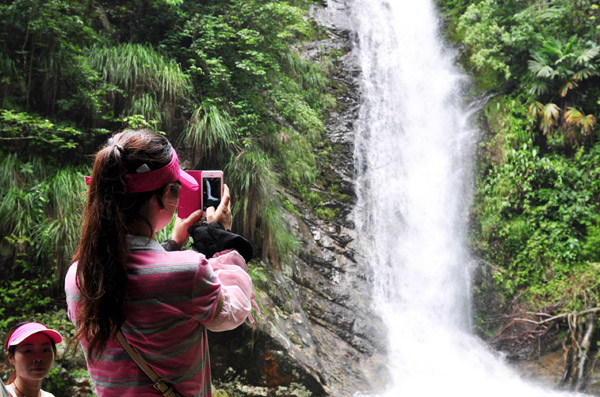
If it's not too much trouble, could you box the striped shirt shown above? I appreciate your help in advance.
[65,235,252,396]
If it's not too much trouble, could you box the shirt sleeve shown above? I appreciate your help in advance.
[204,250,256,332]
[190,254,223,323]
[64,263,79,325]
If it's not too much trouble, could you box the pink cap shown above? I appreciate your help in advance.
[85,147,199,193]
[6,323,62,349]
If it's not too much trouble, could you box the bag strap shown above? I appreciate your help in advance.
[116,330,180,397]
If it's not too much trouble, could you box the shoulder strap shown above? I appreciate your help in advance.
[116,331,180,397]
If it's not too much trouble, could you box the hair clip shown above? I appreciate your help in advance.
[136,164,151,174]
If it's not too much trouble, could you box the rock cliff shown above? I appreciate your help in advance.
[208,1,388,395]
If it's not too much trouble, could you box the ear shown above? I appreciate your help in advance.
[8,352,15,366]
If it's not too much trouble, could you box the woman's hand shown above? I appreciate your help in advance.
[171,208,204,249]
[207,184,232,230]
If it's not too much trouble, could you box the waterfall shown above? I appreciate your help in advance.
[351,1,587,396]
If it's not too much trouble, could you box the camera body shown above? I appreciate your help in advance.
[177,170,223,218]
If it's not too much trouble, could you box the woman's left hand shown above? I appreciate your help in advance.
[207,184,232,230]
[171,209,204,249]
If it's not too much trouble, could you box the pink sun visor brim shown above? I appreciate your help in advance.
[6,322,62,349]
[85,147,199,193]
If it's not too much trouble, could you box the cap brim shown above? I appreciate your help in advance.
[38,330,63,344]
[8,325,63,348]
[179,169,199,192]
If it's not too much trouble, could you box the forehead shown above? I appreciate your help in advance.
[18,332,53,346]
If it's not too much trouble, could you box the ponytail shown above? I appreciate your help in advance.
[73,130,172,360]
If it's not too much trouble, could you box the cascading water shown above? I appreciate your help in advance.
[351,1,588,396]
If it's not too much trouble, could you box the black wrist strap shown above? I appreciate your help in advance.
[188,222,254,262]
[161,239,179,252]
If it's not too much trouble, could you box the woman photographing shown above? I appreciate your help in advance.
[65,129,255,396]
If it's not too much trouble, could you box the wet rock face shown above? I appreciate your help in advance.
[208,1,387,395]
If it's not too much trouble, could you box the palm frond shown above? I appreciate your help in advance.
[563,35,577,55]
[572,67,597,81]
[555,53,575,65]
[528,81,549,97]
[563,107,583,126]
[529,63,554,79]
[541,37,564,58]
[540,102,560,134]
[580,114,597,136]
[527,101,544,118]
[559,80,578,97]
[575,46,600,65]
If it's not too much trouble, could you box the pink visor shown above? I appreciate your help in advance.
[6,322,62,349]
[85,147,199,193]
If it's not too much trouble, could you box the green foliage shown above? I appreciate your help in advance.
[450,0,600,94]
[525,35,599,140]
[0,0,101,118]
[582,221,600,261]
[0,0,336,390]
[0,278,54,330]
[474,142,599,295]
[0,109,83,158]
[87,43,192,131]
[456,0,512,88]
[226,143,300,263]
[179,103,235,166]
[526,35,600,99]
[0,151,87,281]
[441,0,600,316]
[0,0,336,268]
[162,0,333,263]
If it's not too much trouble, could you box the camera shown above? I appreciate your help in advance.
[177,170,223,218]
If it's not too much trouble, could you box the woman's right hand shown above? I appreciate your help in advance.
[172,209,204,248]
[207,184,232,230]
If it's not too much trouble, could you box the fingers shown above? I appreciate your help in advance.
[172,209,204,247]
[177,209,203,227]
[206,206,216,220]
[220,184,231,210]
[186,209,204,224]
[207,184,232,229]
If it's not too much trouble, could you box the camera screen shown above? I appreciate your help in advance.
[202,177,222,211]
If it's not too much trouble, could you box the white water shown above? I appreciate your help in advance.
[351,1,587,396]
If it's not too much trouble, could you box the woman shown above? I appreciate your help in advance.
[65,129,255,396]
[4,322,63,397]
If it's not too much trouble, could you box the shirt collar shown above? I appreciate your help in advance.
[126,235,165,252]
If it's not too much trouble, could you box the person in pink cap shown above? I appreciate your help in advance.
[65,129,256,396]
[4,322,63,397]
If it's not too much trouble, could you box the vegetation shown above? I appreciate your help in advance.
[0,0,339,392]
[7,0,599,392]
[436,0,600,389]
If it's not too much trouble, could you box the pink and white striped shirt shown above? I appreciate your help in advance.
[65,236,254,396]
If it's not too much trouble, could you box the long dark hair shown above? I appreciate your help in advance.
[73,129,174,360]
